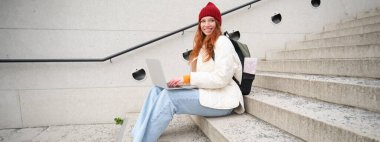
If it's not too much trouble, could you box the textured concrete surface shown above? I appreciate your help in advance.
[286,32,380,50]
[253,10,380,142]
[324,14,380,32]
[0,124,119,142]
[191,114,304,142]
[0,90,22,129]
[257,58,380,78]
[266,44,380,60]
[253,71,380,112]
[357,7,380,19]
[17,87,150,128]
[307,22,380,40]
[0,114,209,142]
[245,87,380,142]
[311,22,380,40]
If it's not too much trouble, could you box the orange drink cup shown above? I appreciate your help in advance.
[183,74,190,85]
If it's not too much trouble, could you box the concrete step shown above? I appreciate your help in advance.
[357,7,380,19]
[0,124,120,142]
[244,87,380,142]
[126,114,210,142]
[338,8,380,27]
[190,113,304,142]
[0,114,209,142]
[266,44,380,60]
[157,115,210,142]
[306,22,380,40]
[286,32,380,50]
[257,58,380,78]
[324,14,380,32]
[253,72,380,112]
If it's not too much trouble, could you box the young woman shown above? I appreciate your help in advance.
[131,2,244,142]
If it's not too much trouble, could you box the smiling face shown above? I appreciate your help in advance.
[200,16,216,36]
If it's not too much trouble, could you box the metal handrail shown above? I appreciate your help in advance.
[0,0,260,63]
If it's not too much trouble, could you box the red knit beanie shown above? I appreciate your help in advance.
[198,2,222,25]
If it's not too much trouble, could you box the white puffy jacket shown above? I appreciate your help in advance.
[190,35,245,114]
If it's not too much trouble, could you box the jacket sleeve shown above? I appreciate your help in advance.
[190,36,237,88]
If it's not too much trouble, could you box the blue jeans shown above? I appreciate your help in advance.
[131,86,233,142]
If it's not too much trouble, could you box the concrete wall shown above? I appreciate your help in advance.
[1,0,379,128]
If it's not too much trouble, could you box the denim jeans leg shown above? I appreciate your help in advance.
[131,86,163,137]
[139,89,177,142]
[132,88,233,142]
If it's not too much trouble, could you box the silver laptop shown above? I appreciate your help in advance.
[145,59,197,90]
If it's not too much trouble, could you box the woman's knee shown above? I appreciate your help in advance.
[159,89,171,97]
[158,89,177,103]
[151,85,163,91]
[149,86,163,96]
[160,89,181,99]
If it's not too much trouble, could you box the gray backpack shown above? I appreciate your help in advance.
[218,31,255,95]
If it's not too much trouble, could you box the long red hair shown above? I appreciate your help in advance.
[189,20,222,63]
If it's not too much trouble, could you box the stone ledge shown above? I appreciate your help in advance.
[286,32,380,50]
[257,58,380,78]
[266,44,380,60]
[307,22,380,40]
[244,87,380,142]
[357,7,380,19]
[324,15,380,32]
[191,113,303,142]
[0,114,208,142]
[256,71,380,87]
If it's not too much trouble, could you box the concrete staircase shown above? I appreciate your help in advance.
[191,8,380,142]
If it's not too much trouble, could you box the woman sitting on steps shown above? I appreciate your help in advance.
[131,2,244,142]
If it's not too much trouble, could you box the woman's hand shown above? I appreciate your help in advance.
[167,77,183,88]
